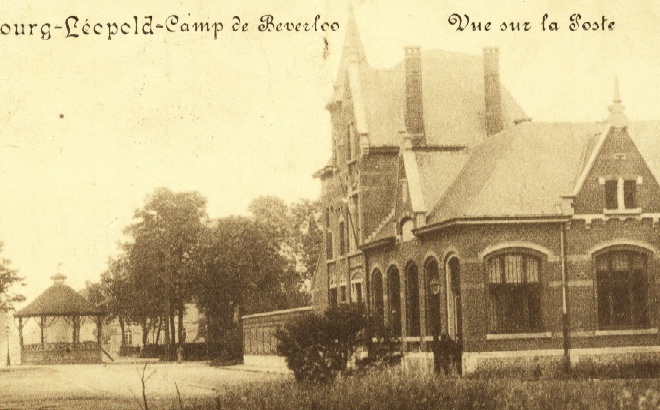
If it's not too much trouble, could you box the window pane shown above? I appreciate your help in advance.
[631,253,645,270]
[504,254,523,283]
[526,257,539,283]
[488,257,502,283]
[624,180,637,209]
[597,277,611,327]
[605,180,618,209]
[612,252,628,271]
[596,255,608,272]
[330,288,338,306]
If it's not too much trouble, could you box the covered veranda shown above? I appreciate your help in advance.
[14,273,106,364]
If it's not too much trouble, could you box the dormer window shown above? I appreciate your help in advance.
[600,176,641,213]
[605,180,617,210]
[623,180,637,209]
[401,218,415,242]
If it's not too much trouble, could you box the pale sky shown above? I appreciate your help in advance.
[0,0,658,304]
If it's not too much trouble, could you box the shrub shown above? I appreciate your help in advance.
[139,344,165,359]
[119,345,141,357]
[276,304,369,383]
[211,327,244,361]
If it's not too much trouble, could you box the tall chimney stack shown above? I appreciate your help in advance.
[483,47,503,137]
[405,47,425,139]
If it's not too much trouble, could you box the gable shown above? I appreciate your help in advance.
[573,127,660,215]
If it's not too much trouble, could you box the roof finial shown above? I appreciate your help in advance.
[608,76,627,128]
[343,2,366,64]
[51,263,67,286]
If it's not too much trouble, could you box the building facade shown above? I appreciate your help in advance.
[311,9,660,373]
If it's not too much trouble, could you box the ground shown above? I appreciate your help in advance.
[0,362,285,409]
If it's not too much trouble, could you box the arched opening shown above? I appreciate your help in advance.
[424,257,442,337]
[387,266,402,337]
[487,250,542,333]
[446,256,462,340]
[372,269,385,324]
[406,263,421,337]
[595,248,650,329]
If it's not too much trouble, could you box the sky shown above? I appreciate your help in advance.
[0,0,658,305]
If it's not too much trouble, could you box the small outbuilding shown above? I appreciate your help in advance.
[14,273,106,364]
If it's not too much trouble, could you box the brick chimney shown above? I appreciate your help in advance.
[404,47,425,139]
[483,47,503,137]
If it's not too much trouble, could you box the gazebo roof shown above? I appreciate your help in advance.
[14,274,105,318]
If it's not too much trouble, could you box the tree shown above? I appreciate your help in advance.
[0,242,24,312]
[122,188,208,357]
[248,197,322,307]
[195,216,289,346]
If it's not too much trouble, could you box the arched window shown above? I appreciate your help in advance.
[387,266,402,337]
[487,250,542,333]
[595,249,649,329]
[424,258,441,337]
[372,269,385,324]
[406,263,421,337]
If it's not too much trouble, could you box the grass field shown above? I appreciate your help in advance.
[215,368,660,410]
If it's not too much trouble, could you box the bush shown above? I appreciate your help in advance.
[139,344,165,359]
[119,345,141,357]
[208,327,244,361]
[276,304,369,383]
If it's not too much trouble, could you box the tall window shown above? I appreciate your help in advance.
[325,208,333,260]
[487,252,542,333]
[351,281,363,304]
[624,180,637,209]
[329,274,337,306]
[339,221,346,256]
[372,269,385,324]
[424,258,441,337]
[387,266,402,337]
[605,180,618,210]
[596,250,649,329]
[406,263,421,337]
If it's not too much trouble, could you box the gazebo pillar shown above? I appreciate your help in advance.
[18,318,24,351]
[96,316,102,350]
[40,316,46,351]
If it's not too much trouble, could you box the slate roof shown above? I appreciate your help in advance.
[425,121,660,224]
[15,284,104,318]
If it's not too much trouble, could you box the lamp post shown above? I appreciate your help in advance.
[5,324,10,367]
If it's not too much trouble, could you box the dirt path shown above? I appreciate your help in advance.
[0,363,284,409]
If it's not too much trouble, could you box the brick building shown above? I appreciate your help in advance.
[310,8,660,373]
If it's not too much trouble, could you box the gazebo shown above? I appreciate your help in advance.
[14,273,106,364]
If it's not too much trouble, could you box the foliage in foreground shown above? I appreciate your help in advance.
[215,369,660,410]
[275,304,378,383]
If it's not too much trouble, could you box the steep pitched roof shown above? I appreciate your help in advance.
[15,284,104,317]
[358,50,527,148]
[405,149,470,213]
[426,121,660,223]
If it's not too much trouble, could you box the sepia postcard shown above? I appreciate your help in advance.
[0,0,658,409]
